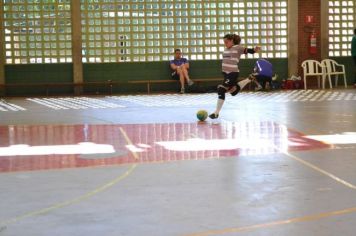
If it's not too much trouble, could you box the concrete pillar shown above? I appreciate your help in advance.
[71,1,83,95]
[0,0,5,88]
[320,0,329,60]
[288,0,299,77]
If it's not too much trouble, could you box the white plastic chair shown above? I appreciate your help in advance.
[301,60,327,90]
[321,59,347,88]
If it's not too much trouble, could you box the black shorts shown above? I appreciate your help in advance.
[257,75,272,85]
[171,71,179,80]
[222,72,239,88]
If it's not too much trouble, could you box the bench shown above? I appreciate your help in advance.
[0,78,223,96]
[128,78,222,94]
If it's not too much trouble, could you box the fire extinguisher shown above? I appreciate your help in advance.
[309,31,317,54]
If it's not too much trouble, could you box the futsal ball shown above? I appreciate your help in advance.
[196,110,208,121]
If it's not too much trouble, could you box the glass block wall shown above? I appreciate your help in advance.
[81,0,288,63]
[328,0,355,57]
[3,0,72,64]
[3,0,288,64]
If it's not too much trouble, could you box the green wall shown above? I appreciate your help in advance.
[3,58,289,96]
[4,64,73,96]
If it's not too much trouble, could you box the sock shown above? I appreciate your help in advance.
[215,99,224,115]
[237,78,251,90]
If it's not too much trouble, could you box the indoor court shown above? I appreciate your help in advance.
[0,1,356,236]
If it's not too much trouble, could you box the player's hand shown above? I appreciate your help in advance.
[254,46,261,52]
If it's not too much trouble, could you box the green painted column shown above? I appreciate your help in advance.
[71,0,83,95]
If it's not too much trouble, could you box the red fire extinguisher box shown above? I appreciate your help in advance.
[309,31,317,54]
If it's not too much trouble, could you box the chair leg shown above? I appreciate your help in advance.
[318,75,325,89]
[318,76,321,89]
[328,74,332,89]
[335,75,338,87]
[304,76,307,90]
[343,73,347,88]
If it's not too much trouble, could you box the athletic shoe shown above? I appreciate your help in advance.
[188,79,194,86]
[255,85,262,91]
[180,88,185,94]
[209,113,219,119]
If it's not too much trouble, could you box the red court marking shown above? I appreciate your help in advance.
[0,122,330,173]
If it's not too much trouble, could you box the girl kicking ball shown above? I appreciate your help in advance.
[209,34,261,119]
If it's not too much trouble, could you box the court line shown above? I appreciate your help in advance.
[185,134,356,236]
[274,145,356,190]
[0,126,138,227]
[184,206,356,236]
[119,127,139,160]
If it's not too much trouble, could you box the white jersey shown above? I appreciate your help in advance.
[222,45,246,73]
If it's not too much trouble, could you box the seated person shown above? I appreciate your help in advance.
[251,58,273,90]
[170,49,194,94]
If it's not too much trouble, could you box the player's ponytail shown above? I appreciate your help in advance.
[223,33,241,45]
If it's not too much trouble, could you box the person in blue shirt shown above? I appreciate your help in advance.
[251,58,273,90]
[170,49,194,94]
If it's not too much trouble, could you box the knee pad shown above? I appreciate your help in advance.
[217,85,227,100]
[231,85,241,96]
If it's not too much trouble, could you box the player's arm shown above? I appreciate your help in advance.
[244,46,261,54]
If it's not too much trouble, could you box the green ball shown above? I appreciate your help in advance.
[196,110,208,121]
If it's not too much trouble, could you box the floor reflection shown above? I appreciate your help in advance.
[0,121,329,172]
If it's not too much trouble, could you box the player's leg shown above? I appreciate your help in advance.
[254,80,262,91]
[265,76,272,90]
[181,65,194,86]
[236,77,252,91]
[176,67,185,93]
[209,85,228,119]
[209,72,237,119]
[249,74,262,91]
[229,73,256,96]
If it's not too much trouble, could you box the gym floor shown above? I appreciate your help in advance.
[0,89,356,236]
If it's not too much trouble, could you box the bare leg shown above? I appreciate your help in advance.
[181,67,190,81]
[214,99,224,115]
[237,78,251,90]
[181,66,193,85]
[177,68,185,89]
[209,85,227,119]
